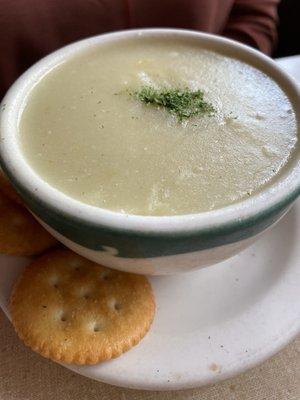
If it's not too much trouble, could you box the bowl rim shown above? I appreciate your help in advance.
[0,28,300,235]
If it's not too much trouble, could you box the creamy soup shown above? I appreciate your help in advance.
[19,38,297,215]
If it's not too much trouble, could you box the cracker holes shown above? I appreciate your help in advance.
[60,314,68,322]
[93,323,102,332]
[108,298,122,312]
[89,320,104,333]
[49,275,60,288]
[100,270,110,281]
[78,287,92,300]
[56,310,68,322]
[69,258,84,272]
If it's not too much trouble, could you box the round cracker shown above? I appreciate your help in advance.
[0,191,57,256]
[10,248,155,365]
[0,170,23,205]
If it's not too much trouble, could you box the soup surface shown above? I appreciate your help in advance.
[19,37,297,215]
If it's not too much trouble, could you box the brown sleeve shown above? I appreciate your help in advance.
[223,0,279,55]
[0,0,128,100]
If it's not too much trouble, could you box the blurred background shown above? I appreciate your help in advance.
[0,0,299,100]
[275,0,300,57]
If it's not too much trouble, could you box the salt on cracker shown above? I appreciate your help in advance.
[0,191,57,256]
[0,170,23,205]
[10,248,155,365]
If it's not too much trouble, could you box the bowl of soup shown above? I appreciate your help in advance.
[0,29,299,274]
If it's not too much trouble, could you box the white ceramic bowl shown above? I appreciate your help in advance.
[0,29,300,275]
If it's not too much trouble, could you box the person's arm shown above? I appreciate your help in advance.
[223,0,279,55]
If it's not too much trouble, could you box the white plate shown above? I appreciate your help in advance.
[1,57,300,390]
[1,201,300,390]
[276,55,300,85]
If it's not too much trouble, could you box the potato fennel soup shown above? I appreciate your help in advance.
[19,38,297,216]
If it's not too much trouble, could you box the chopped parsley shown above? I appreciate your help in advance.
[132,86,215,121]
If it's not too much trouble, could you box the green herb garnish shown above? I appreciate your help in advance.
[133,86,215,121]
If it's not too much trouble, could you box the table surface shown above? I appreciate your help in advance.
[1,55,300,400]
[1,311,299,399]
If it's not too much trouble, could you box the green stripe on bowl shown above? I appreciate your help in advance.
[14,182,298,259]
